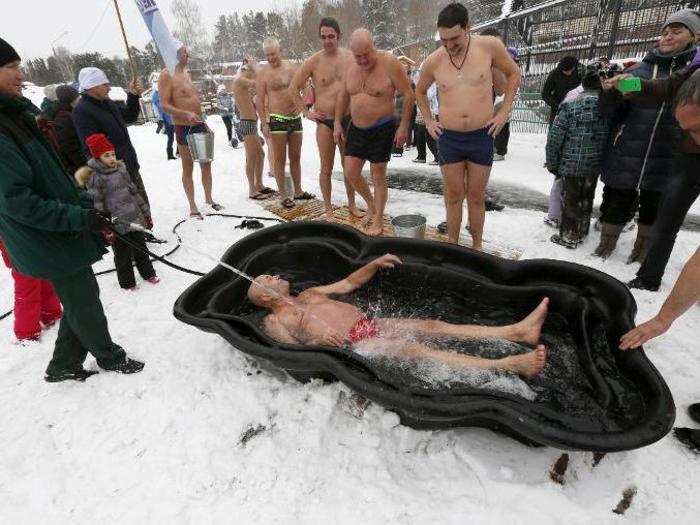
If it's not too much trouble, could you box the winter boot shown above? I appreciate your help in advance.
[101,357,145,374]
[550,234,578,249]
[688,403,700,424]
[592,223,624,258]
[45,369,99,383]
[626,223,653,264]
[627,277,660,292]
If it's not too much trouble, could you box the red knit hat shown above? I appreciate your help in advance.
[85,133,115,159]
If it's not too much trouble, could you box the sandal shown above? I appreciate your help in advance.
[249,193,269,201]
[208,202,224,211]
[189,211,204,220]
[281,198,295,209]
[294,191,316,200]
[260,187,275,194]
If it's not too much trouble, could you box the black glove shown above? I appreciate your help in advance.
[87,209,112,232]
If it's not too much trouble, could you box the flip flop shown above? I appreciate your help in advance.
[260,187,275,194]
[294,191,316,200]
[249,193,269,201]
[208,203,224,211]
[189,211,204,220]
[281,198,296,209]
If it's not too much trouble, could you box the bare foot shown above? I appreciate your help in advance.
[323,209,336,222]
[504,345,547,377]
[365,219,384,236]
[360,214,374,229]
[348,205,366,218]
[510,298,549,345]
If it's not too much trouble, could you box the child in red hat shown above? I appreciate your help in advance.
[76,133,159,290]
[0,237,62,343]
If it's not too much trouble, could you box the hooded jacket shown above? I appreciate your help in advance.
[0,94,104,279]
[54,102,86,174]
[599,45,697,191]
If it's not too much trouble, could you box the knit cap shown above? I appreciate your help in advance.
[85,133,115,159]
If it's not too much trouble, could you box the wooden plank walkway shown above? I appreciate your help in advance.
[262,198,522,260]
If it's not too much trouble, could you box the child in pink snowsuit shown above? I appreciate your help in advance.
[0,238,62,341]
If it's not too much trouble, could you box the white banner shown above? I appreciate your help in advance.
[134,0,179,73]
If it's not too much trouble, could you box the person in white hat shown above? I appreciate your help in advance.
[72,67,150,205]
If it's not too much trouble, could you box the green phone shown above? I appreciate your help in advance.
[617,77,642,93]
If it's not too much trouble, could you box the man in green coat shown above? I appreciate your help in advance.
[0,38,144,382]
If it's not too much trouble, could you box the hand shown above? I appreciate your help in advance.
[486,110,508,137]
[602,74,631,92]
[183,111,202,125]
[319,328,347,347]
[333,122,345,145]
[394,126,408,149]
[373,253,402,269]
[426,120,444,140]
[129,77,143,95]
[305,109,327,122]
[619,316,672,350]
[87,209,112,232]
[145,216,153,230]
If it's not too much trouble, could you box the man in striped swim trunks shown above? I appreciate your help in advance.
[256,38,315,209]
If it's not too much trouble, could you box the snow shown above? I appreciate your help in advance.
[1,113,698,523]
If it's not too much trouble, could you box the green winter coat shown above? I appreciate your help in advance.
[0,93,105,280]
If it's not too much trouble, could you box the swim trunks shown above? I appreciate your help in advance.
[239,119,259,137]
[175,122,209,146]
[269,114,303,134]
[347,315,381,344]
[318,115,351,132]
[437,127,495,167]
[345,115,396,163]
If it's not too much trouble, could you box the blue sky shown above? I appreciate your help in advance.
[6,0,296,59]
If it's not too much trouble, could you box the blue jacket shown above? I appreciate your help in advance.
[73,92,142,175]
[216,92,234,118]
[599,45,696,192]
[151,90,172,126]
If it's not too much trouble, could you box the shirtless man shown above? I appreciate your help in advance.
[416,3,521,248]
[289,17,362,220]
[247,254,548,378]
[334,29,415,236]
[159,43,222,218]
[256,37,314,209]
[231,59,272,200]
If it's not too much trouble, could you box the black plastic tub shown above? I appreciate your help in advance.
[173,222,675,452]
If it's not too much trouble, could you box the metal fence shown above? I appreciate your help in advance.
[472,0,700,132]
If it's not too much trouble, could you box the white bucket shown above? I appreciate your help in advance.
[391,214,426,239]
[186,127,215,164]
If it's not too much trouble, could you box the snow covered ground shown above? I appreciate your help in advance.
[0,114,698,523]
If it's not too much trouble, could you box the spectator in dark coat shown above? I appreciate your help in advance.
[72,67,150,205]
[541,56,581,124]
[0,38,144,381]
[53,84,85,174]
[594,12,697,261]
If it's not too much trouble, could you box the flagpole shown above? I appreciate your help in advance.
[112,0,138,80]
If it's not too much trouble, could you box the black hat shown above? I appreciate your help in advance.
[0,38,21,68]
[55,84,79,106]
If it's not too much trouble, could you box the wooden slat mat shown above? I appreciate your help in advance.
[263,198,522,260]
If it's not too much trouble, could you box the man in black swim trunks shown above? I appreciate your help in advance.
[334,28,414,236]
[289,17,363,220]
[416,3,520,249]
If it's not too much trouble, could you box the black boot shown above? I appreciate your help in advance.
[627,277,660,292]
[673,428,700,453]
[101,357,145,374]
[627,223,653,264]
[592,223,624,258]
[45,369,99,383]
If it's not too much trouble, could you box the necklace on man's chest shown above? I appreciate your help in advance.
[449,36,471,79]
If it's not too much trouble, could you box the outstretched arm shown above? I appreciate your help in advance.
[486,36,521,137]
[310,254,402,295]
[389,55,415,148]
[620,248,700,350]
[416,57,441,140]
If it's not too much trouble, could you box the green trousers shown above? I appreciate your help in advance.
[46,267,126,375]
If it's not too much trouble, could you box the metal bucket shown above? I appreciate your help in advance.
[391,214,426,239]
[186,128,215,164]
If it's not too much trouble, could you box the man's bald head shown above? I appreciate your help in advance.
[349,28,377,70]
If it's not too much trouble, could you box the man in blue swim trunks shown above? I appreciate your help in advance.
[335,29,414,236]
[416,3,521,249]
